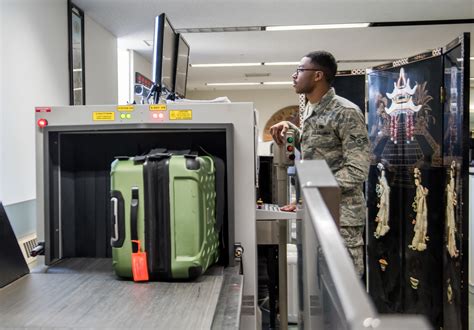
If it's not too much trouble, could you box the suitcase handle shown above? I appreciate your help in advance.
[111,197,119,243]
[110,191,125,248]
[130,187,139,253]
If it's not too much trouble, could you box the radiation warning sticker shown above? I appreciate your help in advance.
[93,112,115,121]
[117,105,134,112]
[169,110,192,120]
[149,104,167,111]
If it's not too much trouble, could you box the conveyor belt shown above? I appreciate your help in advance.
[0,258,241,329]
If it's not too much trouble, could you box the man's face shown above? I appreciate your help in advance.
[292,57,322,94]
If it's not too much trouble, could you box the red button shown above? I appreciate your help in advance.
[37,118,48,128]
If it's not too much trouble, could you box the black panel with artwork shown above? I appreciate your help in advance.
[367,50,452,329]
[366,34,470,329]
[442,34,470,330]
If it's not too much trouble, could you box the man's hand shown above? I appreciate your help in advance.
[270,121,290,145]
[280,203,297,212]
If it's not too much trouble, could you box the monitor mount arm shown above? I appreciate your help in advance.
[146,83,177,103]
[146,83,161,104]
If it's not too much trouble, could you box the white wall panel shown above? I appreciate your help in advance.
[0,0,69,205]
[0,0,4,202]
[84,15,118,105]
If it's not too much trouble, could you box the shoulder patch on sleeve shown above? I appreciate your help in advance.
[350,134,368,145]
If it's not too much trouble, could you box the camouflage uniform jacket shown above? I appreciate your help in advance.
[290,88,370,227]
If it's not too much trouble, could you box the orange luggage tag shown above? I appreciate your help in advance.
[131,240,149,282]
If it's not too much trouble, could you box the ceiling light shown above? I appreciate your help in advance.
[191,63,262,68]
[206,82,261,86]
[205,81,294,86]
[471,57,474,60]
[262,81,293,85]
[175,26,264,33]
[337,59,394,63]
[264,62,299,66]
[245,73,270,78]
[265,23,370,31]
[191,62,300,67]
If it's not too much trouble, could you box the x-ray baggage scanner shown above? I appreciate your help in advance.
[33,102,258,328]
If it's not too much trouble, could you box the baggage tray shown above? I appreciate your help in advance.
[0,258,241,329]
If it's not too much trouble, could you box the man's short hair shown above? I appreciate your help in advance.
[305,51,337,84]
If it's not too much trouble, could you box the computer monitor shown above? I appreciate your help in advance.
[174,34,190,98]
[151,13,177,102]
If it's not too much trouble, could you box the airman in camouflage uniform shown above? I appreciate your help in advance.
[270,51,370,277]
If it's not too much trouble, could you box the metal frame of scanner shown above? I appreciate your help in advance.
[35,102,258,328]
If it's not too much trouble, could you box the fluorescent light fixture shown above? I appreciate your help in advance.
[262,81,293,85]
[191,61,299,67]
[206,81,294,86]
[191,63,262,68]
[264,62,299,66]
[176,26,263,33]
[206,82,261,86]
[470,57,474,60]
[470,78,474,81]
[265,23,370,31]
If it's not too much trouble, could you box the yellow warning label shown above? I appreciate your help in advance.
[149,104,167,111]
[93,112,115,121]
[117,105,134,112]
[169,110,192,120]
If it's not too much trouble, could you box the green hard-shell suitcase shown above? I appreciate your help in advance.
[110,152,222,280]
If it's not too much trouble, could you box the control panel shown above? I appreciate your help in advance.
[34,103,203,129]
[283,129,296,166]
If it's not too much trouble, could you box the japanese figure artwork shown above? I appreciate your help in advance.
[409,168,429,251]
[446,161,459,258]
[385,68,422,144]
[374,163,390,238]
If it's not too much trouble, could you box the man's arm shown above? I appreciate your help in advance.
[334,108,370,188]
[287,121,302,151]
[270,121,302,151]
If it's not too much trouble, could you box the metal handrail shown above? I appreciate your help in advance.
[296,160,431,329]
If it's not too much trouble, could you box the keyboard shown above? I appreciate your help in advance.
[256,203,297,220]
[260,203,281,212]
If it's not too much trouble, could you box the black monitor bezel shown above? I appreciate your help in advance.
[174,33,190,98]
[152,13,177,96]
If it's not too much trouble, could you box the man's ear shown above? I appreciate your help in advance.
[314,71,324,82]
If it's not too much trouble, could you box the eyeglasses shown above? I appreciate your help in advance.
[294,68,321,75]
